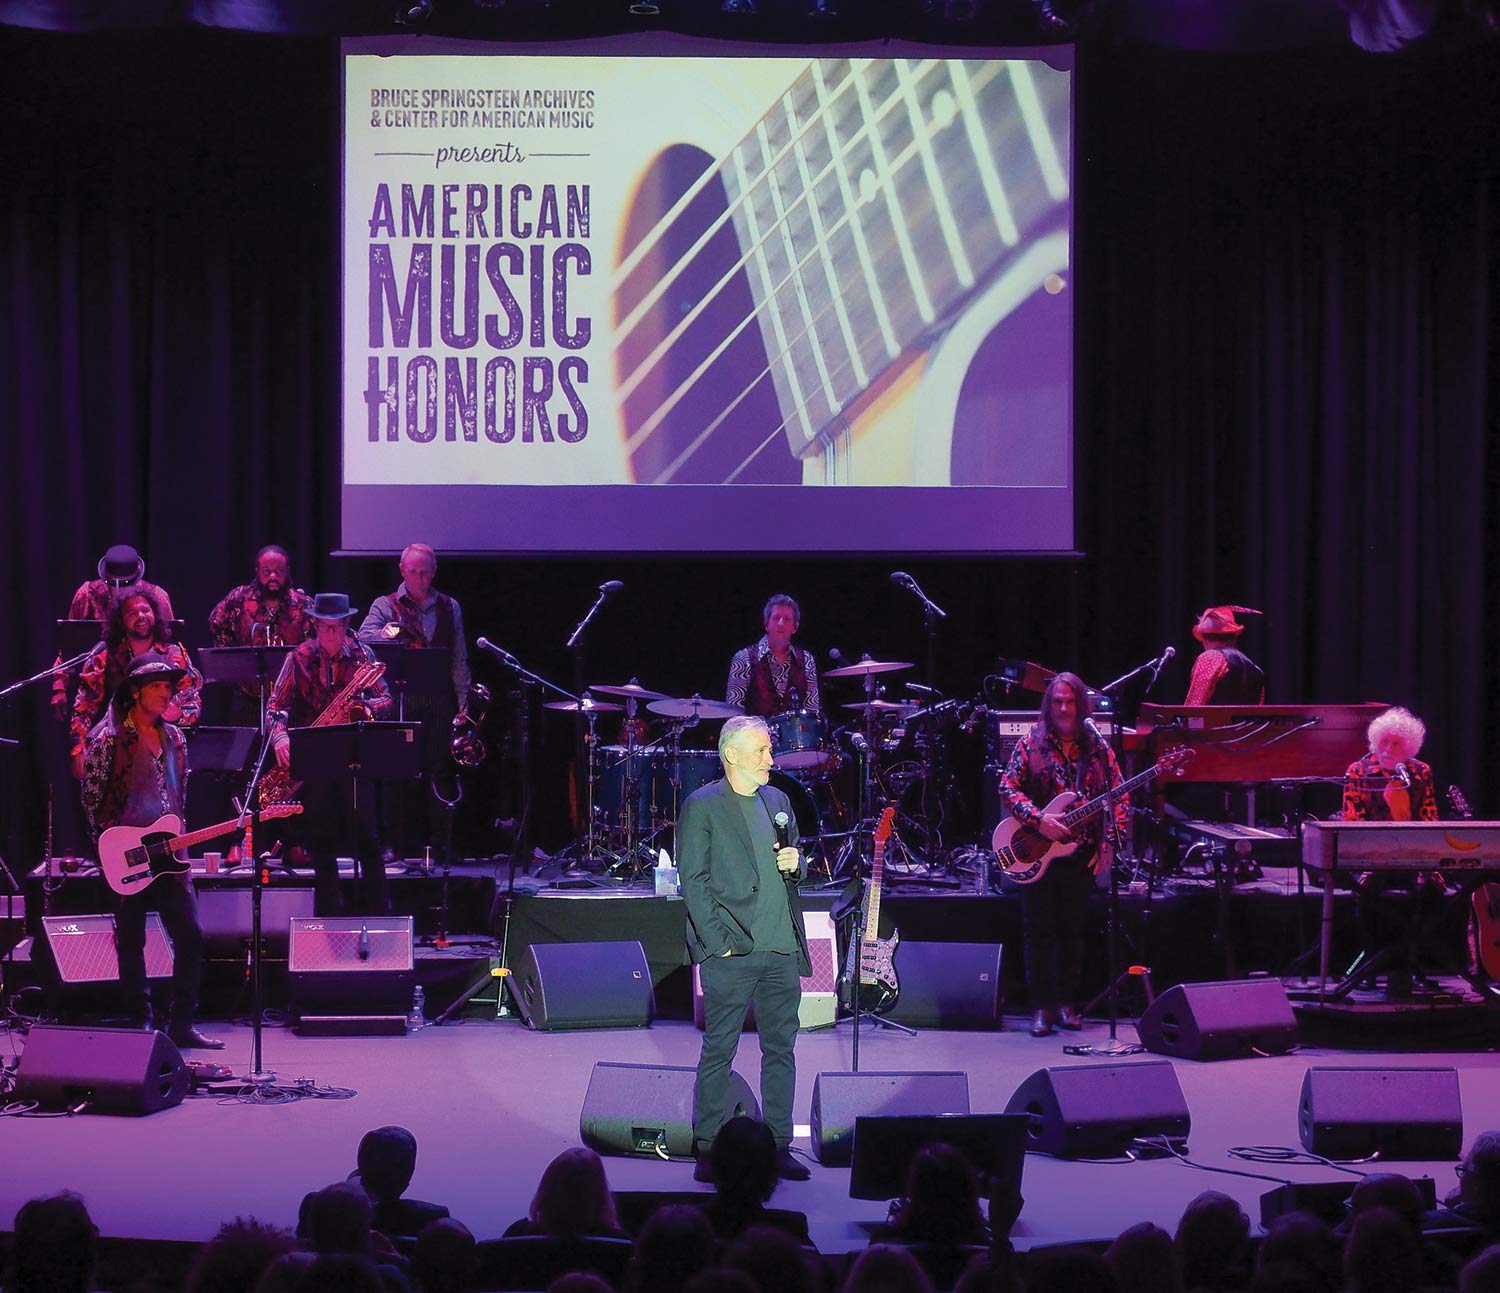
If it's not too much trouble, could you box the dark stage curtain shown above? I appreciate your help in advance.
[1,26,1496,869]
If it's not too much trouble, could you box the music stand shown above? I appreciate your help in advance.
[848,1113,1029,1202]
[187,727,259,776]
[289,722,422,786]
[367,643,453,719]
[197,646,296,732]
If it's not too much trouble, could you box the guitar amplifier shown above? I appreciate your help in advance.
[691,910,837,1031]
[41,914,174,983]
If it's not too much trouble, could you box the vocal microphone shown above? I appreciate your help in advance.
[849,730,869,754]
[598,580,624,595]
[772,811,791,851]
[890,571,914,586]
[1155,645,1178,669]
[266,708,289,724]
[1085,718,1107,744]
[1393,763,1413,789]
[828,646,848,666]
[476,637,517,666]
[357,924,371,961]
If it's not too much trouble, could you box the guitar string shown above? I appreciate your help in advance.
[619,62,1024,472]
[611,58,1015,442]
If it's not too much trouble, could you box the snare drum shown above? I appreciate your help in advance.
[768,709,833,774]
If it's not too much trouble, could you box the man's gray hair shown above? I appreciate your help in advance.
[719,715,770,762]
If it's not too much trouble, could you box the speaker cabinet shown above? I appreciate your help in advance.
[692,910,838,1032]
[16,1024,189,1115]
[579,1061,760,1158]
[1005,1060,1191,1158]
[41,913,174,983]
[884,941,1003,1029]
[287,916,414,1029]
[1137,978,1298,1061]
[512,940,654,1031]
[1299,1066,1462,1160]
[811,1070,971,1166]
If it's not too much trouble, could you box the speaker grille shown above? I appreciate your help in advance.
[42,914,174,983]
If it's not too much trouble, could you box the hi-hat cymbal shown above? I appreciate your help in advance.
[823,657,914,679]
[590,681,671,701]
[842,700,920,717]
[544,695,624,713]
[647,694,744,720]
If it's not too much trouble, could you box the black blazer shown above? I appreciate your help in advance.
[678,777,811,976]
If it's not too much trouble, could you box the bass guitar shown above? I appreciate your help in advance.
[837,806,899,1015]
[992,748,1192,885]
[99,806,303,897]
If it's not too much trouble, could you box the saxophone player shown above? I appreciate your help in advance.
[268,593,394,915]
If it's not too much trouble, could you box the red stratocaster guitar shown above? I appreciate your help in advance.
[993,749,1192,885]
[837,806,899,1014]
[99,807,303,896]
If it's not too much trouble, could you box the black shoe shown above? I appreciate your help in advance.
[692,1154,714,1184]
[170,1026,226,1050]
[776,1148,811,1181]
[1030,1009,1053,1038]
[1057,1006,1084,1031]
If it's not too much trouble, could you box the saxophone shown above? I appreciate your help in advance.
[260,660,387,806]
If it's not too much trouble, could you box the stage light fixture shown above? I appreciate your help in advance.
[628,0,661,12]
[722,0,757,12]
[394,0,434,23]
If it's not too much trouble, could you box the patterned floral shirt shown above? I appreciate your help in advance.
[726,638,821,715]
[67,579,176,623]
[267,635,394,749]
[80,712,188,840]
[208,582,316,649]
[998,723,1130,856]
[70,640,202,759]
[1341,754,1439,822]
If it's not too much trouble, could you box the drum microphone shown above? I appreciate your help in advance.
[357,924,370,961]
[828,646,848,666]
[905,682,939,695]
[773,811,791,850]
[1393,763,1413,789]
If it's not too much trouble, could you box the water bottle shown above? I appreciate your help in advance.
[976,850,992,895]
[407,984,425,1032]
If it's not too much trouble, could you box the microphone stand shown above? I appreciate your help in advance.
[566,588,618,858]
[236,726,281,1085]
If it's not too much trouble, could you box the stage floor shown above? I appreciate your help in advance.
[4,1014,1498,1257]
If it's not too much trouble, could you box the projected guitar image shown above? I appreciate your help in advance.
[609,56,1072,490]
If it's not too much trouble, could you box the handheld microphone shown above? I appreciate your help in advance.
[357,924,370,961]
[773,811,791,851]
[1393,763,1413,789]
[599,580,624,595]
[476,637,517,667]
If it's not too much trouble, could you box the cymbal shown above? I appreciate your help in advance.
[843,700,920,717]
[589,681,671,701]
[647,694,744,720]
[544,695,624,713]
[823,657,914,679]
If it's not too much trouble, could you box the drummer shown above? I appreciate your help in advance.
[726,594,821,719]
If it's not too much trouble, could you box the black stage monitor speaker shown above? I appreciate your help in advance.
[1137,978,1298,1061]
[512,940,654,1031]
[1299,1066,1462,1160]
[288,915,414,1027]
[811,1070,970,1166]
[16,1024,189,1115]
[580,1061,759,1158]
[884,941,1003,1029]
[41,913,174,983]
[1005,1060,1191,1158]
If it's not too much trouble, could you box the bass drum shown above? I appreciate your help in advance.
[767,769,821,842]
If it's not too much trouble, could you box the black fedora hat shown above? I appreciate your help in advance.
[309,592,360,622]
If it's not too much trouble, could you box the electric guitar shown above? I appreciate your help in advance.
[837,805,899,1014]
[98,807,303,896]
[993,748,1192,885]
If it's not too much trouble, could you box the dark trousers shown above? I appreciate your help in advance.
[299,777,388,915]
[115,876,203,1030]
[694,951,801,1149]
[1022,858,1094,1009]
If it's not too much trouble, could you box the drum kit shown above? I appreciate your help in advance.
[534,651,982,885]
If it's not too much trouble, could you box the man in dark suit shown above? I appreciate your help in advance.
[679,715,812,1182]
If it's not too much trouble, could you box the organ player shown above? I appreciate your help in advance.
[1184,605,1264,705]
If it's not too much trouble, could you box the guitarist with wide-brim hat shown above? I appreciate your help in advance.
[80,652,223,1048]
